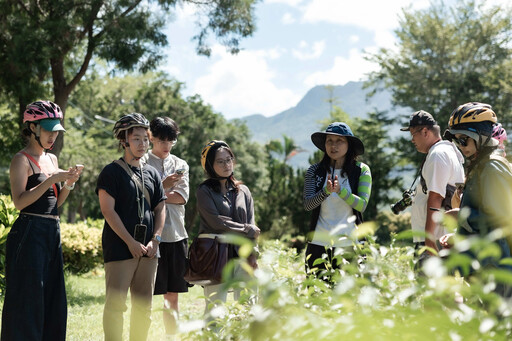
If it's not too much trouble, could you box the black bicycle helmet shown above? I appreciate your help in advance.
[113,113,150,140]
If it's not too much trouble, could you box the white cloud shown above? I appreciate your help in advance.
[266,0,305,7]
[349,35,359,43]
[303,48,379,88]
[301,0,430,31]
[300,0,430,49]
[281,12,296,25]
[192,45,300,119]
[373,30,397,50]
[292,40,325,60]
[167,2,197,26]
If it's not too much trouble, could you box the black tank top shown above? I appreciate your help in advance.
[20,157,60,216]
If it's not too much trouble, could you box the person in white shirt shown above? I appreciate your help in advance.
[400,110,465,253]
[145,117,189,340]
[304,122,372,281]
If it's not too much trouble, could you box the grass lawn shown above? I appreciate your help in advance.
[1,267,209,340]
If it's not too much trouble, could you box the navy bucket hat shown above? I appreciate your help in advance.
[311,122,364,155]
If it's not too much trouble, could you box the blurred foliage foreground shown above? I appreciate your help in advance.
[0,194,511,340]
[183,236,511,341]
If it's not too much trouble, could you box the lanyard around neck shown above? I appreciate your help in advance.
[123,158,145,224]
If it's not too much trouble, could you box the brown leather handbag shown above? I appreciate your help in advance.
[184,236,229,286]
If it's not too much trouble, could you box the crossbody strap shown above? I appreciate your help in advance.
[114,159,152,208]
[20,151,59,200]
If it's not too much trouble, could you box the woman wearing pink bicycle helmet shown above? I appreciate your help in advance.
[492,123,507,156]
[1,100,84,340]
[22,100,65,150]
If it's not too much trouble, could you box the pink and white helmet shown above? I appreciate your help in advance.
[23,101,63,123]
[492,123,507,145]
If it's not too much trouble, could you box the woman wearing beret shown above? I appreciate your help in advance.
[303,122,372,281]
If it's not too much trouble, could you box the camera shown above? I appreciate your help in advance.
[391,190,414,215]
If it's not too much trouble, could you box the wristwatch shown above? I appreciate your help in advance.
[152,234,162,243]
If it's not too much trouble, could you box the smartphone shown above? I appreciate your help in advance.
[75,164,84,171]
[176,168,186,175]
[134,224,147,244]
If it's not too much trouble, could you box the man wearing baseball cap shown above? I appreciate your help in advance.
[400,110,465,253]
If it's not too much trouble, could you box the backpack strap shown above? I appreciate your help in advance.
[20,151,59,200]
[114,159,152,208]
[347,161,363,224]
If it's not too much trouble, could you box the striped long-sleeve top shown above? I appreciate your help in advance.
[303,161,372,231]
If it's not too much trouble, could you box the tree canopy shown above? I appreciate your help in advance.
[57,70,267,230]
[367,0,512,131]
[0,0,260,155]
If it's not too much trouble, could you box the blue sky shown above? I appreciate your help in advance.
[161,0,503,120]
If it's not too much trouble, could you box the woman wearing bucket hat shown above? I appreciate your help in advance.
[303,122,371,281]
[2,101,83,340]
[440,102,512,297]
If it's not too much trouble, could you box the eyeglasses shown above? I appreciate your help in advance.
[411,128,424,138]
[215,157,234,166]
[154,139,177,146]
[453,135,470,147]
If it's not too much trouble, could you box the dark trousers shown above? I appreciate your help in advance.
[305,243,341,279]
[1,214,67,341]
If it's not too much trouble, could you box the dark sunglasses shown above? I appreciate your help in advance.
[453,135,470,147]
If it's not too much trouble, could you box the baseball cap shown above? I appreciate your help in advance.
[400,110,437,131]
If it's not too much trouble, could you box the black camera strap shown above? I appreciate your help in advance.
[409,156,426,193]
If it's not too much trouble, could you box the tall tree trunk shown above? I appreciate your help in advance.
[51,89,70,157]
[51,54,71,158]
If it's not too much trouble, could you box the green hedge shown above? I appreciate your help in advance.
[60,219,103,274]
[0,195,17,296]
[0,194,104,282]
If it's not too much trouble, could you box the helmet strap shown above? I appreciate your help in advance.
[29,123,47,151]
[124,142,142,162]
[477,133,492,150]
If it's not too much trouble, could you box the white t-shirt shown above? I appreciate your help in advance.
[411,141,464,242]
[311,169,356,247]
[144,150,189,243]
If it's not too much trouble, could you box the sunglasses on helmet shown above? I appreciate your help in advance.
[453,135,470,147]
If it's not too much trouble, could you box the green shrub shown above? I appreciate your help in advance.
[0,195,104,279]
[0,194,18,296]
[374,210,412,245]
[182,236,512,340]
[60,220,103,274]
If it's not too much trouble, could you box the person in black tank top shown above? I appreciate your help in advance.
[1,101,84,341]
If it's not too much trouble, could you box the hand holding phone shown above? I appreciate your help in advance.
[176,168,186,175]
[75,164,84,171]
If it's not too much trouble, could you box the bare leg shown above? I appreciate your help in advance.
[163,292,179,336]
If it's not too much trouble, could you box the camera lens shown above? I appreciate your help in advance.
[391,200,405,215]
[391,190,413,215]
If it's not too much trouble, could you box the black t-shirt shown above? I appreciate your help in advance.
[96,159,166,263]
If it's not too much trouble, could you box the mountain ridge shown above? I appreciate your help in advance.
[239,81,409,168]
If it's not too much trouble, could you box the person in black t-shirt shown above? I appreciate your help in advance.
[96,113,166,341]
